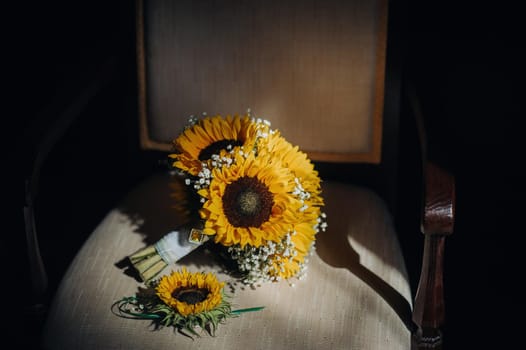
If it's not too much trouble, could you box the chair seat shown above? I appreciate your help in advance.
[41,172,412,350]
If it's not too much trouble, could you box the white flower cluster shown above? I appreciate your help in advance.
[228,232,293,284]
[315,212,328,233]
[227,231,316,286]
[293,177,311,212]
[185,114,201,128]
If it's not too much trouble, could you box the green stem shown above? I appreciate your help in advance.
[232,306,265,314]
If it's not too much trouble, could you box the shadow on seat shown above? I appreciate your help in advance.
[316,182,415,332]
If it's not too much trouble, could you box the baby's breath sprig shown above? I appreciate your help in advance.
[226,231,314,286]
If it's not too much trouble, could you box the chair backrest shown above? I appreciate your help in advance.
[137,0,393,161]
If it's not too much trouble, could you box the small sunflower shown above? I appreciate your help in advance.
[156,268,224,317]
[197,150,303,248]
[112,269,253,337]
[169,114,268,176]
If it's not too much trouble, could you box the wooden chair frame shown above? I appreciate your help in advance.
[21,1,455,348]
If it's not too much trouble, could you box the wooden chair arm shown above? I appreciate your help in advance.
[421,162,455,236]
[412,162,455,349]
[23,56,119,310]
[407,83,456,349]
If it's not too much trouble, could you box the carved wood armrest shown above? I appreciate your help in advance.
[412,162,455,349]
[406,82,456,349]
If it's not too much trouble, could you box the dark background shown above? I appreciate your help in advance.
[7,0,524,348]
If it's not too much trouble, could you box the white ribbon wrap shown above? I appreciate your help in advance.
[154,227,208,264]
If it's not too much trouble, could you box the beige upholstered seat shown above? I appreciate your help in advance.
[42,172,412,350]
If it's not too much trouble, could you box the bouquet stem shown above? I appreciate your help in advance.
[129,246,168,283]
[128,227,209,283]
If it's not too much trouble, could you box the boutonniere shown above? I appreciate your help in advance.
[113,268,264,337]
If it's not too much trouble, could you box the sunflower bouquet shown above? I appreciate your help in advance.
[129,112,327,286]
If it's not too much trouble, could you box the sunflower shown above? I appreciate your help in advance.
[272,223,317,280]
[212,132,326,282]
[261,132,324,279]
[197,150,303,248]
[156,268,224,317]
[169,114,268,176]
[113,269,241,336]
[264,131,324,208]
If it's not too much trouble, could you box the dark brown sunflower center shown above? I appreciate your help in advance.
[222,176,274,228]
[199,139,243,161]
[172,287,210,304]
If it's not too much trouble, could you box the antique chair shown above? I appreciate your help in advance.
[26,0,455,349]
